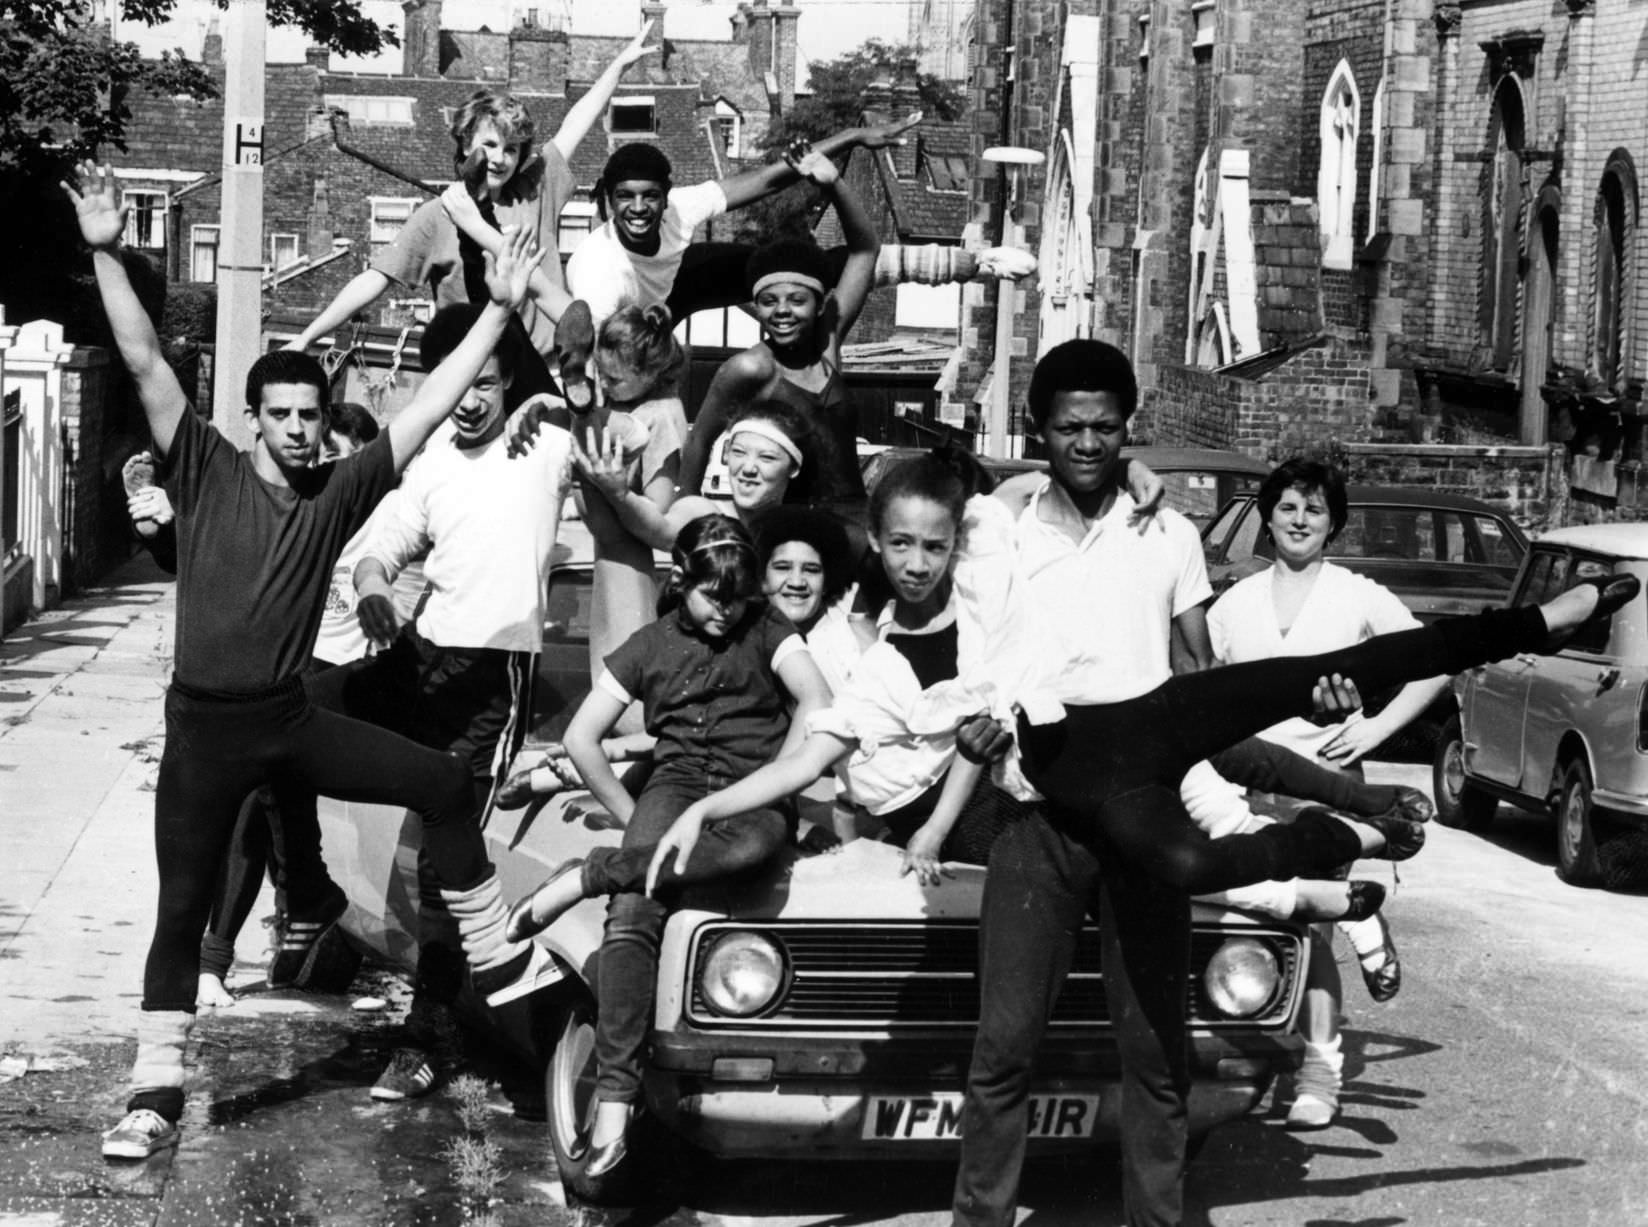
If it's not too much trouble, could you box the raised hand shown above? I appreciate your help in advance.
[569,423,631,504]
[61,161,128,251]
[482,223,547,311]
[618,18,661,67]
[858,111,922,149]
[784,142,840,188]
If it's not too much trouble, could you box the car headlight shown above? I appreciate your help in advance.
[697,931,787,1017]
[1201,937,1281,1019]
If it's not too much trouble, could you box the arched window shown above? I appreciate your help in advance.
[1367,76,1386,242]
[1316,60,1360,270]
[1594,153,1637,390]
[1482,78,1526,371]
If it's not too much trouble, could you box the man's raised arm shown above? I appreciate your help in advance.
[715,112,921,211]
[385,224,546,473]
[62,162,189,459]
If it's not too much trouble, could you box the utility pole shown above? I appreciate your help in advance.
[210,0,268,447]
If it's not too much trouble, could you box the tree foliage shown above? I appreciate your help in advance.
[760,39,965,153]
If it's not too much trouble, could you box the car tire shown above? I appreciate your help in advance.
[1432,716,1497,832]
[544,990,656,1203]
[1556,758,1603,887]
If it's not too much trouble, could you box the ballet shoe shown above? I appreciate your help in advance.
[1342,879,1386,922]
[1360,912,1402,1002]
[1544,573,1640,652]
[1355,812,1427,862]
[503,859,585,943]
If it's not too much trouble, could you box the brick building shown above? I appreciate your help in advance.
[962,0,1648,521]
[113,0,801,341]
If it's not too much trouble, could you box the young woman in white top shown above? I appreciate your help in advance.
[1206,455,1444,1131]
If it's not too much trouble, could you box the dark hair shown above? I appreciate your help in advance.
[868,444,996,536]
[756,506,855,605]
[599,142,673,200]
[597,304,684,400]
[660,514,763,616]
[419,303,524,381]
[1256,457,1350,541]
[725,399,824,505]
[1026,338,1138,428]
[745,238,832,298]
[245,349,328,413]
[328,401,379,446]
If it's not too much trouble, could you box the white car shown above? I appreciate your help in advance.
[319,523,1311,1200]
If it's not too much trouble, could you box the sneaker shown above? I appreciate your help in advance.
[370,1048,438,1102]
[268,892,350,989]
[479,942,566,1008]
[102,1108,179,1160]
[1285,1060,1341,1131]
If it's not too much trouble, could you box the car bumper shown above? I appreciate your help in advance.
[649,1032,1301,1157]
[1590,787,1648,820]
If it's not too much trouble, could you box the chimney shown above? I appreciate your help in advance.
[201,20,224,66]
[305,45,329,70]
[642,1,666,31]
[730,2,751,44]
[772,0,798,111]
[509,22,570,93]
[746,0,774,84]
[401,0,443,77]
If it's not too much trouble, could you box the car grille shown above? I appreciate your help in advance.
[685,920,1301,1031]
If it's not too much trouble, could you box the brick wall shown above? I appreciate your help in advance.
[1345,442,1563,531]
[1251,196,1324,345]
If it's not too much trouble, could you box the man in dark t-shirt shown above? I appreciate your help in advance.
[65,162,562,1161]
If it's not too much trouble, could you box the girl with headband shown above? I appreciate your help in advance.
[502,514,831,1182]
[678,144,880,510]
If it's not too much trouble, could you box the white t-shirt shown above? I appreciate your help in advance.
[1017,484,1213,705]
[363,415,576,653]
[1207,560,1419,760]
[311,489,427,667]
[566,181,729,324]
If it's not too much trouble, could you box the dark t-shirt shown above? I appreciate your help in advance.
[603,601,802,778]
[160,409,396,694]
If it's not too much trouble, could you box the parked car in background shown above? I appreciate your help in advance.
[860,445,1271,531]
[319,515,1311,1202]
[1435,523,1648,887]
[1200,486,1530,760]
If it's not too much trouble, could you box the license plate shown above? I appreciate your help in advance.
[860,1094,1100,1141]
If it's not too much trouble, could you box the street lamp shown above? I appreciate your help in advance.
[980,145,1044,459]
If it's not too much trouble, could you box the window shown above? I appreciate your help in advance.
[925,154,971,192]
[190,225,220,282]
[557,200,596,256]
[270,233,300,271]
[123,190,167,248]
[1482,78,1526,371]
[1594,157,1635,390]
[609,97,656,135]
[369,198,419,251]
[714,100,741,156]
[324,94,416,126]
[1316,60,1359,270]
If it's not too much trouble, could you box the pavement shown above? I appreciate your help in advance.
[0,555,569,1226]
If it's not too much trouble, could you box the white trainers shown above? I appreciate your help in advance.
[101,1108,179,1159]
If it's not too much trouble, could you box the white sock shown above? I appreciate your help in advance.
[1338,914,1388,965]
[1301,1034,1344,1079]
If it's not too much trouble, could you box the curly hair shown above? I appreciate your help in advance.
[1026,339,1138,428]
[597,304,684,401]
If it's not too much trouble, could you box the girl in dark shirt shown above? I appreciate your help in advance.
[504,515,830,1180]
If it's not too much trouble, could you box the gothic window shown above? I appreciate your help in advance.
[1316,61,1359,270]
[1482,78,1526,371]
[1594,154,1636,390]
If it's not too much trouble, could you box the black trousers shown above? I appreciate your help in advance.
[954,602,1548,1227]
[144,678,480,1015]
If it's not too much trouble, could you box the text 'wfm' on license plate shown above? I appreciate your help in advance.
[861,1094,1101,1140]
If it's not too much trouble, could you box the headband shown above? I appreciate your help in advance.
[728,419,804,472]
[690,536,757,558]
[751,271,826,299]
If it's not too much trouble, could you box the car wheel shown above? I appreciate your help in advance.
[1556,758,1603,887]
[544,991,654,1203]
[1432,716,1497,831]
